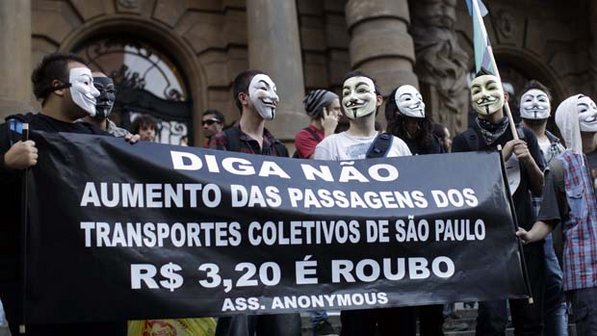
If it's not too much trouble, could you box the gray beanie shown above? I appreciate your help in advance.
[303,89,338,118]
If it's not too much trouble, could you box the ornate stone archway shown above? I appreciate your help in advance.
[57,16,204,145]
[29,1,232,145]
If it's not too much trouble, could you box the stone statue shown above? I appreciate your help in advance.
[410,0,470,132]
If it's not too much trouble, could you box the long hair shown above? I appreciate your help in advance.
[385,87,433,147]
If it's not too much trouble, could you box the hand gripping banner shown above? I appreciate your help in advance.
[23,131,528,324]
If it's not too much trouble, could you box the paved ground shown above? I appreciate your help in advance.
[0,304,576,336]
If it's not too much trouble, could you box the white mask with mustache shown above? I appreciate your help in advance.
[576,95,597,132]
[395,84,425,118]
[471,74,504,115]
[520,88,551,120]
[342,76,377,119]
[69,67,100,117]
[249,74,279,120]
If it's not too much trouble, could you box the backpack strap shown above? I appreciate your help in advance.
[549,158,565,193]
[366,132,394,158]
[293,127,322,158]
[303,126,322,143]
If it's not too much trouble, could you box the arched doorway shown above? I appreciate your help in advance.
[73,36,193,145]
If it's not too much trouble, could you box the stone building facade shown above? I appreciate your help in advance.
[0,0,595,145]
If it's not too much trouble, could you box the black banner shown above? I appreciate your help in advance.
[24,131,527,324]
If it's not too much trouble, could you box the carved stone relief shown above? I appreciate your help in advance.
[410,0,470,132]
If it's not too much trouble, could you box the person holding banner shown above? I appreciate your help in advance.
[452,69,545,335]
[385,84,445,335]
[0,52,127,335]
[209,69,299,336]
[517,94,597,336]
[314,71,411,335]
[519,80,568,336]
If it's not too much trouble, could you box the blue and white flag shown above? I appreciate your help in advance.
[465,0,498,76]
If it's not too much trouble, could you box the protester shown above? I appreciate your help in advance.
[130,114,158,142]
[313,71,411,161]
[519,80,568,336]
[517,93,597,336]
[209,69,299,336]
[292,88,342,335]
[314,71,411,335]
[293,89,341,159]
[0,52,127,335]
[452,68,545,335]
[385,84,445,336]
[79,72,137,141]
[386,84,444,155]
[202,109,225,147]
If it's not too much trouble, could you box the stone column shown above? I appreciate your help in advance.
[246,0,307,141]
[0,0,32,120]
[345,0,418,95]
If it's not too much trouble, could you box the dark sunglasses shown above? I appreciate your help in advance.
[202,119,221,126]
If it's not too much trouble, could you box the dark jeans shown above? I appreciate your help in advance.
[475,244,545,336]
[543,234,568,336]
[216,314,302,336]
[568,287,597,336]
[309,309,328,327]
[340,307,416,336]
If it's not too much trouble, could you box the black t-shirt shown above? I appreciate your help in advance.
[0,113,108,282]
[452,124,545,231]
[403,135,444,155]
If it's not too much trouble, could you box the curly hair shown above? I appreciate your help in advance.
[385,87,433,147]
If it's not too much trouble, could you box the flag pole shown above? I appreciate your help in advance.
[470,0,519,140]
[469,0,532,303]
[19,123,29,335]
[487,47,519,141]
